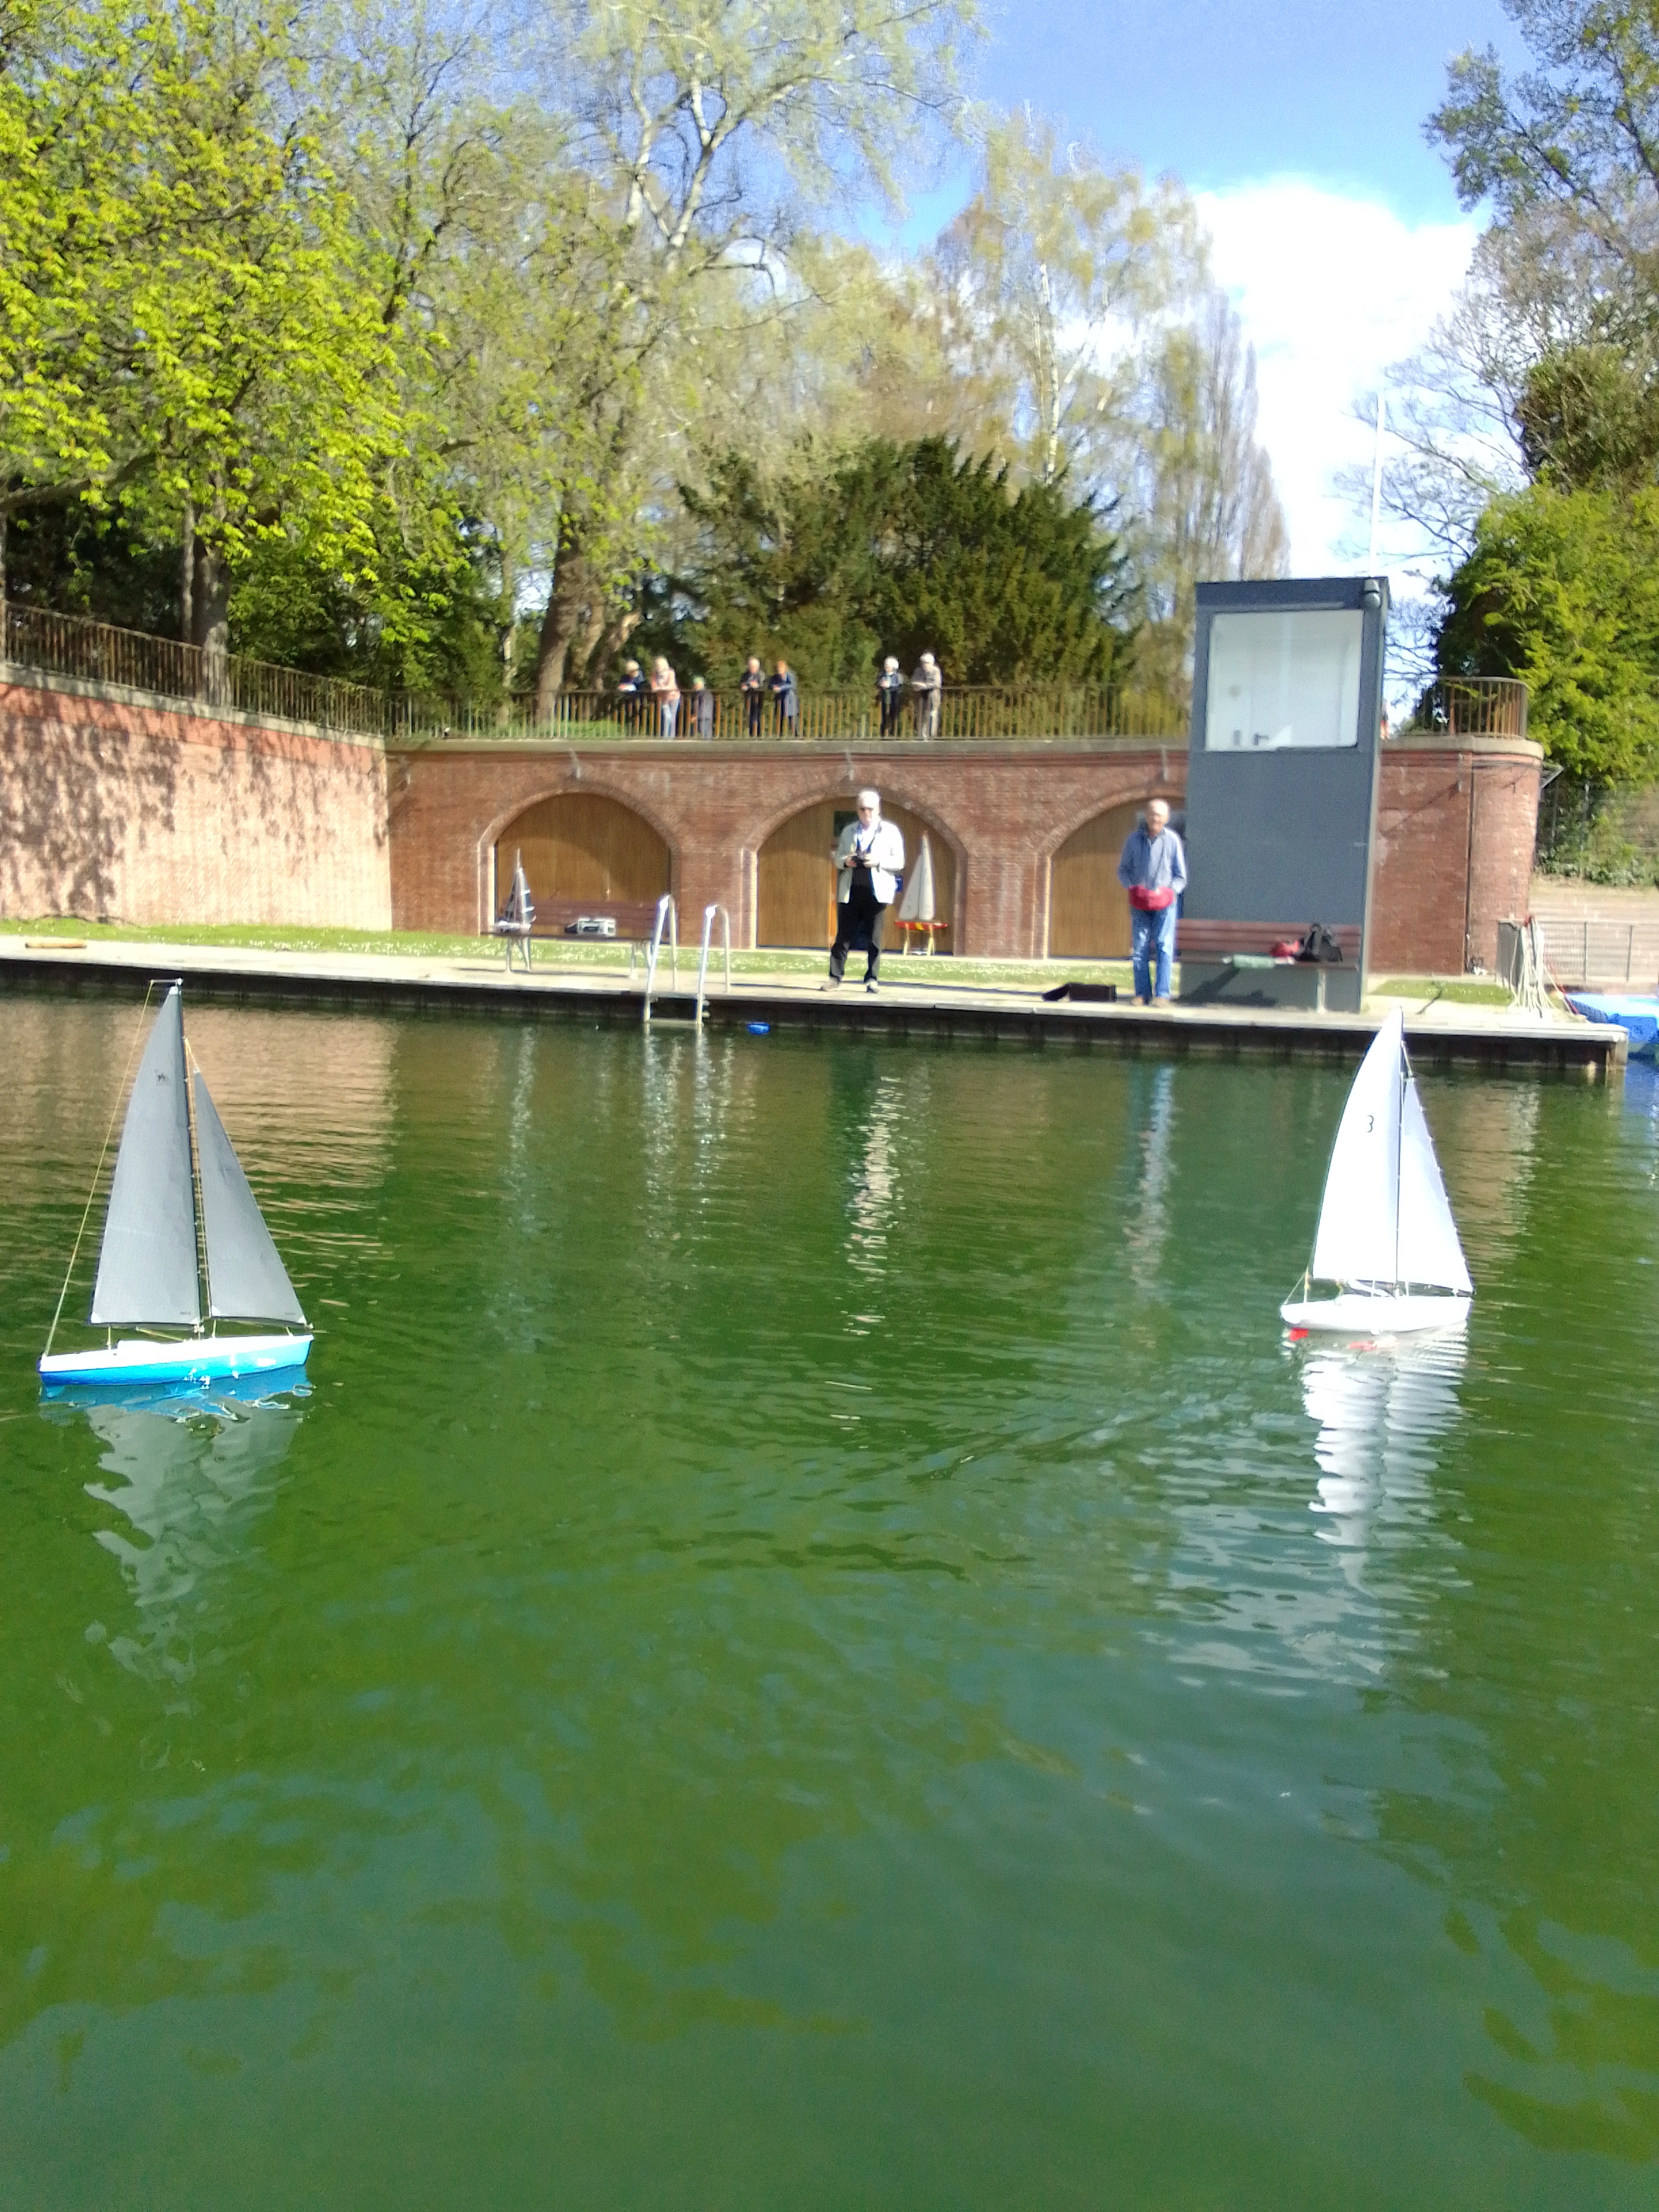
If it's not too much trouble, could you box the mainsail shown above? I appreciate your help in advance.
[1396,1078,1473,1291]
[192,1073,307,1323]
[89,985,201,1326]
[1309,1009,1404,1288]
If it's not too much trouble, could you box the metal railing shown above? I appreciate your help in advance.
[1,602,1186,744]
[642,895,678,1024]
[1,602,390,736]
[695,904,731,1025]
[1399,678,1530,742]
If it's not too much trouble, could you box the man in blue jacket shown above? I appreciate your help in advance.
[1116,798,1186,1006]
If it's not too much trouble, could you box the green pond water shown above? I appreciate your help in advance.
[1,996,1656,2209]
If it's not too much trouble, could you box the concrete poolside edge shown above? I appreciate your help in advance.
[0,939,1624,1073]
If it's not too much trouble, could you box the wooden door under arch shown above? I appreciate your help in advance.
[495,792,670,924]
[756,800,957,949]
[1048,801,1145,959]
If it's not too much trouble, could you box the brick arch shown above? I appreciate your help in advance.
[488,785,675,935]
[751,787,965,950]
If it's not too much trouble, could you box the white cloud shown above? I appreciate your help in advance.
[1197,180,1479,590]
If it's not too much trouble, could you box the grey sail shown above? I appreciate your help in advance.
[90,985,202,1326]
[192,1073,306,1324]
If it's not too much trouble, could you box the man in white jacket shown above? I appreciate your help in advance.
[827,789,905,992]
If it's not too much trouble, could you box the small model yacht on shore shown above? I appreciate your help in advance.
[1282,1007,1473,1335]
[40,983,312,1389]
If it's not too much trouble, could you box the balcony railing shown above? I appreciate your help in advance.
[1399,678,1530,742]
[1,601,1187,743]
[403,684,1187,744]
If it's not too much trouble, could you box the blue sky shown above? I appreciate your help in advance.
[918,1,1534,594]
[977,0,1528,219]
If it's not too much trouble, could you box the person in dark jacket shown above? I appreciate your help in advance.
[877,655,905,736]
[770,659,798,734]
[1116,798,1187,1006]
[739,656,766,735]
[689,675,715,736]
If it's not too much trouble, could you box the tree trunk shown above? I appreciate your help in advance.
[180,497,195,649]
[192,535,230,708]
[0,508,7,632]
[533,531,592,718]
[579,609,638,689]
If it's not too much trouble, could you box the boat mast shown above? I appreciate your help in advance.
[1393,1036,1407,1291]
[184,1036,212,1334]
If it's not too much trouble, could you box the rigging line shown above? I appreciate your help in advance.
[43,978,157,1359]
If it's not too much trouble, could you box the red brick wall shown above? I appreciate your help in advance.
[0,674,1542,970]
[386,739,1187,958]
[0,676,390,928]
[1371,740,1542,975]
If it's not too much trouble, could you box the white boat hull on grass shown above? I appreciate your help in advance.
[1281,1292,1469,1336]
[40,1333,313,1387]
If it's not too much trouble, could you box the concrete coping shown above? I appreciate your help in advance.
[1385,729,1543,760]
[384,733,1189,760]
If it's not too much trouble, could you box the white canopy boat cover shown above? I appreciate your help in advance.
[1282,1008,1472,1335]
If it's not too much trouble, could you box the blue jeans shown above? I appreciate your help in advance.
[1131,903,1176,1000]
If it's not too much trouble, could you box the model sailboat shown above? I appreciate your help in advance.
[1281,1007,1472,1334]
[40,984,312,1387]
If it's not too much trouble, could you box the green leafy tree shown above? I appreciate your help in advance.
[0,0,412,680]
[521,0,983,712]
[1437,482,1659,782]
[648,434,1139,689]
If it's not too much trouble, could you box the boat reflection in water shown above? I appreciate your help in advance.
[43,1374,307,1681]
[1296,1331,1468,1558]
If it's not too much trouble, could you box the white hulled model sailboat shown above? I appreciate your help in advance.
[1281,1007,1473,1335]
[40,984,312,1388]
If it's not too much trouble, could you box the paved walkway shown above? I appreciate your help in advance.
[0,934,1623,1073]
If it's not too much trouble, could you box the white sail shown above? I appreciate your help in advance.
[1396,1078,1473,1292]
[1309,1010,1404,1288]
[89,985,201,1326]
[193,1073,307,1324]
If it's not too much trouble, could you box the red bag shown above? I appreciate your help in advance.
[1128,885,1175,912]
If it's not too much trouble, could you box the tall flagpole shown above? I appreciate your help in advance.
[1367,390,1387,569]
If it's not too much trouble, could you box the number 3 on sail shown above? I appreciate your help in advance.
[39,984,313,1388]
[1281,1007,1473,1335]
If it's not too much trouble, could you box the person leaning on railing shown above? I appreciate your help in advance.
[770,658,798,735]
[689,674,715,737]
[651,655,680,737]
[878,655,906,737]
[911,652,942,739]
[740,655,766,735]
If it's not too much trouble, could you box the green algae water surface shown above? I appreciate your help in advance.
[1,996,1656,2209]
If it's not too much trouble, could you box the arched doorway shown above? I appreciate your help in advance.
[495,792,670,933]
[756,800,958,950]
[1048,801,1146,958]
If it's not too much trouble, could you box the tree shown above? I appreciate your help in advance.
[0,0,409,680]
[520,0,983,711]
[1437,482,1659,781]
[930,109,1204,492]
[1120,291,1289,690]
[647,434,1139,689]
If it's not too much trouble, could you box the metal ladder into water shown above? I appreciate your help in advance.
[642,897,732,1027]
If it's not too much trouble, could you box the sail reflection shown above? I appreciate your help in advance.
[1299,1331,1467,1557]
[74,1393,303,1689]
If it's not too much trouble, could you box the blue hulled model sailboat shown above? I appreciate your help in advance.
[40,985,312,1389]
